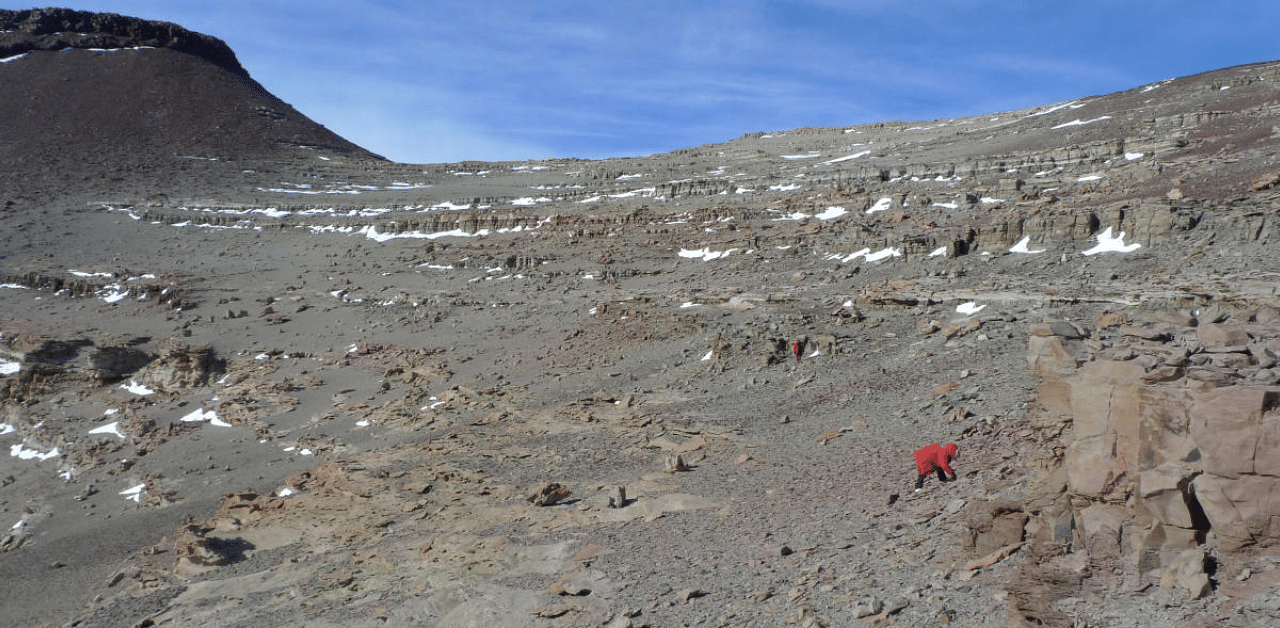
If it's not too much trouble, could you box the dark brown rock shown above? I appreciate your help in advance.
[528,482,572,507]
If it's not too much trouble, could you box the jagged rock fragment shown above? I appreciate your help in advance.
[852,596,884,618]
[1160,548,1212,599]
[528,482,572,507]
[665,453,690,472]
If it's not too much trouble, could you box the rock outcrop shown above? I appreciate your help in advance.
[133,340,223,391]
[0,7,248,77]
[992,311,1280,625]
[0,333,152,382]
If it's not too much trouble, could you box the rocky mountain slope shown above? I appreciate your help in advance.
[0,8,381,207]
[2,9,1280,628]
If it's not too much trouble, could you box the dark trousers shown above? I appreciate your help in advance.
[915,468,949,489]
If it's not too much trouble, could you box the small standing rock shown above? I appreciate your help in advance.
[607,486,627,508]
[665,453,690,472]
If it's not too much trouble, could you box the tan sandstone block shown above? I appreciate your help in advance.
[1190,386,1278,478]
[1256,413,1280,477]
[1160,547,1212,599]
[1027,335,1086,377]
[1192,474,1280,550]
[1196,323,1252,350]
[1139,463,1195,529]
[1066,433,1121,498]
[1071,361,1144,440]
[1137,385,1196,471]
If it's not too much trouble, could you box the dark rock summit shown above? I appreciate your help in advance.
[0,7,381,204]
[1,7,249,77]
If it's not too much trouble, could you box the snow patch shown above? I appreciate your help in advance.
[1052,116,1111,129]
[866,197,894,214]
[88,421,127,439]
[813,206,848,220]
[121,380,155,396]
[821,150,871,165]
[10,444,59,461]
[1082,227,1141,256]
[678,247,737,262]
[120,483,146,503]
[1009,236,1045,254]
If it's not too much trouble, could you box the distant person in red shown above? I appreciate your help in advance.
[914,442,959,491]
[792,340,803,362]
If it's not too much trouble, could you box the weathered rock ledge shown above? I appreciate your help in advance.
[982,307,1280,626]
[0,7,248,78]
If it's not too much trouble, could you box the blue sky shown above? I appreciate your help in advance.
[65,1,1280,164]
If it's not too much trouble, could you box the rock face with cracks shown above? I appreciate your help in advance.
[999,313,1280,625]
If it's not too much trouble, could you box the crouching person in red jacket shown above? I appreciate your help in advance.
[914,442,958,491]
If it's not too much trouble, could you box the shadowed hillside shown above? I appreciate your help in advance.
[0,8,381,205]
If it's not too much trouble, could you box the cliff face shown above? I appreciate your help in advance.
[0,7,248,77]
[1000,312,1280,625]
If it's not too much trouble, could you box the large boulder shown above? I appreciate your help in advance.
[962,501,1029,557]
[1027,334,1090,378]
[134,340,223,391]
[0,333,150,380]
[1066,433,1124,499]
[1197,323,1252,351]
[1076,503,1127,575]
[1136,385,1195,470]
[1160,547,1213,599]
[1192,474,1280,551]
[1190,387,1280,478]
[1139,463,1199,529]
[1070,360,1145,435]
[85,341,153,380]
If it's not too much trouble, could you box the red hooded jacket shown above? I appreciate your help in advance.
[914,443,958,477]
